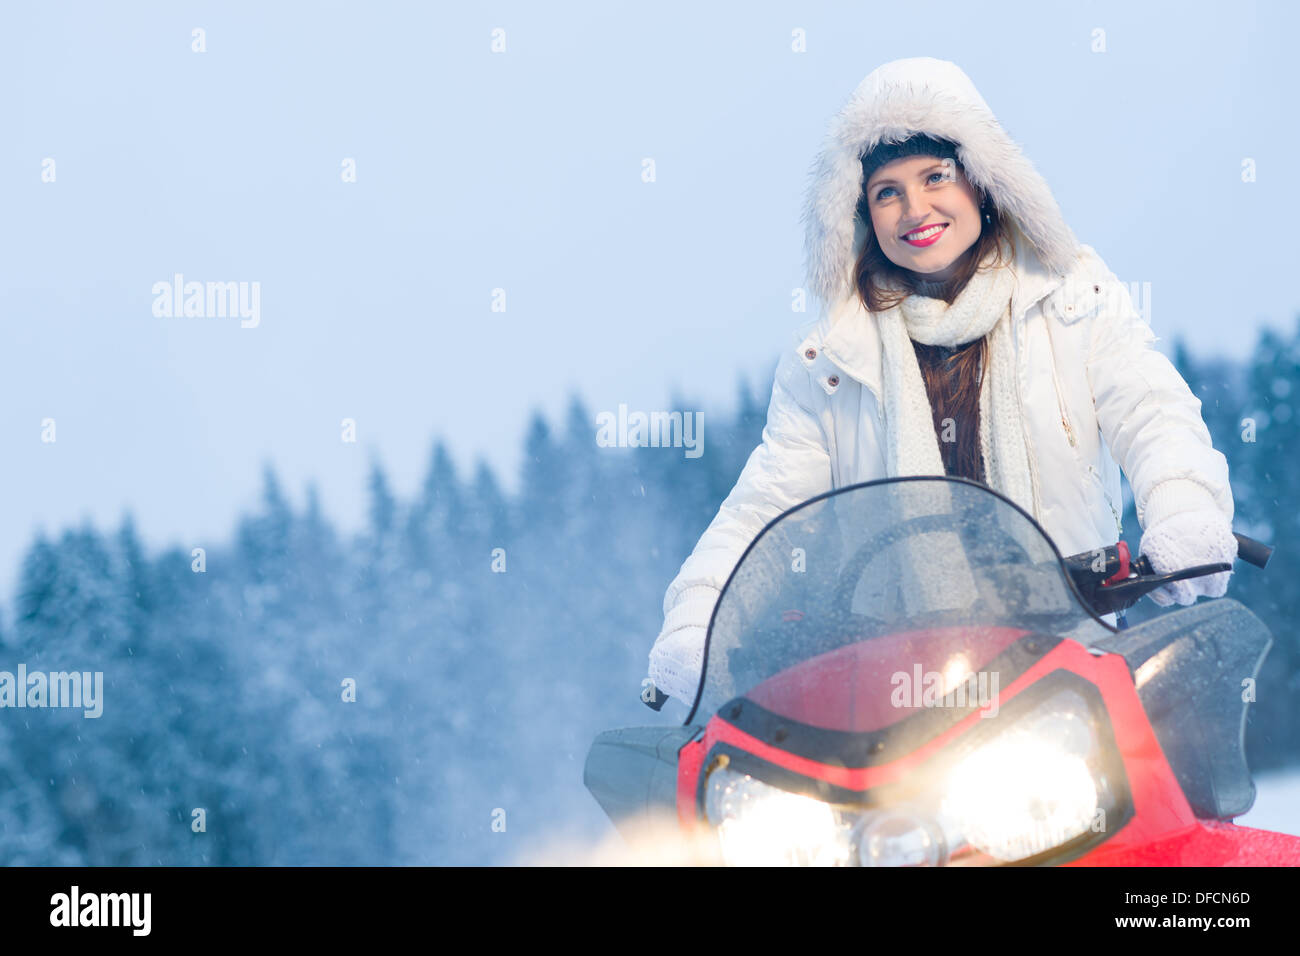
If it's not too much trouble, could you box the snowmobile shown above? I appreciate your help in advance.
[585,476,1300,866]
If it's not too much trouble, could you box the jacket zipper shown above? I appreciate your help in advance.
[1046,335,1078,449]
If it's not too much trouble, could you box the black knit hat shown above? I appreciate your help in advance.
[860,133,962,190]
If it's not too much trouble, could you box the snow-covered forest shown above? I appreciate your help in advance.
[2,318,1299,865]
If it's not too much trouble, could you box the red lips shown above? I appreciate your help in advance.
[901,223,948,247]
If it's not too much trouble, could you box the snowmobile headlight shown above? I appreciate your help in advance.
[938,688,1107,862]
[854,810,947,867]
[700,681,1122,865]
[704,765,854,866]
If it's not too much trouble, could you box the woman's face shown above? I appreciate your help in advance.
[864,155,983,282]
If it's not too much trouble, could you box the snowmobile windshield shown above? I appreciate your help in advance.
[688,477,1113,724]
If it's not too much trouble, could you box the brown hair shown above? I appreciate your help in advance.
[853,166,1016,483]
[911,338,988,483]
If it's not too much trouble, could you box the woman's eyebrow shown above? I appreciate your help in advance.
[868,162,950,189]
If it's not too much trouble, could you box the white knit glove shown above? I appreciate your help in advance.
[647,585,718,702]
[1139,488,1236,606]
[647,625,707,703]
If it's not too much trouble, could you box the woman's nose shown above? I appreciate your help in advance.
[901,188,931,219]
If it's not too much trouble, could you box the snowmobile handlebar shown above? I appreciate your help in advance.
[642,682,670,711]
[1064,531,1271,617]
[1233,532,1273,569]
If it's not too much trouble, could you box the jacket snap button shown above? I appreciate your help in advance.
[1093,285,1100,293]
[804,348,817,360]
[827,375,839,387]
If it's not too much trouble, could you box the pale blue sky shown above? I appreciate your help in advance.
[1,0,1296,594]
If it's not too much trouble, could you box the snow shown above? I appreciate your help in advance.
[1238,769,1300,836]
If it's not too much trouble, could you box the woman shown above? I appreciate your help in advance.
[646,57,1239,705]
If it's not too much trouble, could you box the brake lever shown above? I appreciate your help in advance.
[1091,561,1233,615]
[1065,532,1268,618]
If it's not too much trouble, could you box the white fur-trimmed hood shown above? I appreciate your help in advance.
[801,57,1081,309]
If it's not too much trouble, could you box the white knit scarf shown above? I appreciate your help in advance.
[876,240,1041,520]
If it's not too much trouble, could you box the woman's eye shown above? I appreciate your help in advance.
[875,173,947,201]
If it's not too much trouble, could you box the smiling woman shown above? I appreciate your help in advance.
[647,57,1239,703]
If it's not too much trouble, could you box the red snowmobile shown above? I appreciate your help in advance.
[586,476,1300,866]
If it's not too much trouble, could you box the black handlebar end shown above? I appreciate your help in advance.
[1234,533,1273,569]
[642,682,669,711]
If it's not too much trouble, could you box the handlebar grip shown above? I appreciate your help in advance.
[642,682,670,711]
[1234,533,1272,569]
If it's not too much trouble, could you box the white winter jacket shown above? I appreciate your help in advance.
[648,57,1233,699]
